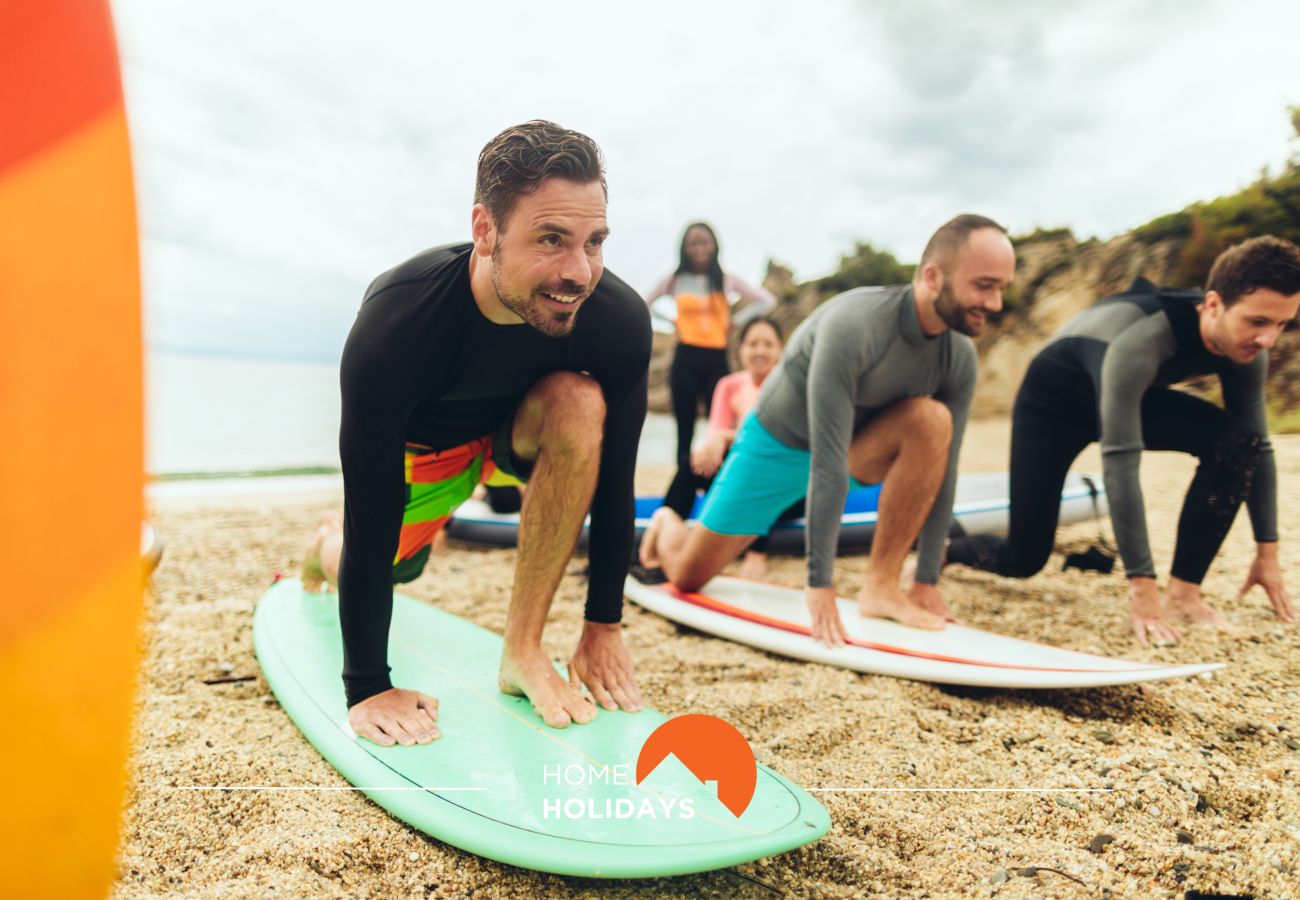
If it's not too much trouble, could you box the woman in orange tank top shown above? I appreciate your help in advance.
[644,222,776,486]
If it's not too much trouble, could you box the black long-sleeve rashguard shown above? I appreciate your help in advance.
[337,243,651,707]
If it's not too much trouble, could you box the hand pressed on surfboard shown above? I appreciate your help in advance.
[807,587,848,648]
[499,645,597,728]
[568,621,643,712]
[348,687,440,747]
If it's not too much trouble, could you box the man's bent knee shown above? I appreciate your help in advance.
[517,372,606,458]
[899,397,952,441]
[533,371,606,419]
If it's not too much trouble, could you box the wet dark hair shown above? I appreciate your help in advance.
[1207,235,1300,306]
[674,221,726,293]
[738,315,783,345]
[918,213,1008,271]
[474,120,606,231]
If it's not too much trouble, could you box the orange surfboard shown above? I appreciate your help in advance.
[0,2,144,895]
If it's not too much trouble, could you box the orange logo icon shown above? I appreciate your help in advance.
[635,714,757,817]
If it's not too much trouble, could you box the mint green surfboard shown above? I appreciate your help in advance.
[253,579,830,878]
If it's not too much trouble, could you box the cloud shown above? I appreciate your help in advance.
[111,0,1300,358]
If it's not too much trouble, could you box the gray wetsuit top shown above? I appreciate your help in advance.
[755,284,977,587]
[1037,277,1277,578]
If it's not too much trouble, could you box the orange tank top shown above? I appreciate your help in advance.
[674,290,730,349]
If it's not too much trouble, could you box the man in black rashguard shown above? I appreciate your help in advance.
[303,121,651,745]
[947,236,1300,643]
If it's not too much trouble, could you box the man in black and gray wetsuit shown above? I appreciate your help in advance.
[640,215,1016,646]
[948,236,1300,643]
[301,121,651,745]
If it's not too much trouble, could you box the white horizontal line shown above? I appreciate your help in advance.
[809,788,1111,793]
[163,786,487,792]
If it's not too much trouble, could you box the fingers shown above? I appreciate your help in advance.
[356,722,396,748]
[1237,574,1257,599]
[607,674,643,712]
[586,676,619,711]
[572,659,642,713]
[1132,615,1180,646]
[1266,584,1297,623]
[411,708,440,743]
[811,605,846,648]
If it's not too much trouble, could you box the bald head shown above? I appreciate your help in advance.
[919,213,1009,272]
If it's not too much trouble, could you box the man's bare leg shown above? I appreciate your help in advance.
[497,372,606,728]
[640,505,757,592]
[302,512,343,592]
[737,550,769,581]
[850,398,953,629]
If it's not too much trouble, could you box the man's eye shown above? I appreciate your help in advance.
[540,234,561,246]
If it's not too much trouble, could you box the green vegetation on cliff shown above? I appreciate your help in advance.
[1134,107,1300,288]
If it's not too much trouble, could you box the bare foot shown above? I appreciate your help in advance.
[908,582,959,623]
[737,551,768,581]
[901,541,950,585]
[1165,589,1236,632]
[301,513,342,592]
[638,506,676,568]
[499,645,597,728]
[858,578,947,630]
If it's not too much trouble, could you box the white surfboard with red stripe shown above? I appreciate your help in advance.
[624,576,1223,689]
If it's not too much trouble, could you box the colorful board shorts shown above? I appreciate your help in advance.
[698,413,866,536]
[392,416,525,584]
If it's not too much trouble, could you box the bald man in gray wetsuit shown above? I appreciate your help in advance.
[948,236,1300,643]
[639,215,1017,645]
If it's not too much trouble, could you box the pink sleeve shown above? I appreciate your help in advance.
[707,372,746,435]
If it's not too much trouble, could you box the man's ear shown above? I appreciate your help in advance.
[920,261,943,294]
[1203,289,1224,317]
[470,203,495,257]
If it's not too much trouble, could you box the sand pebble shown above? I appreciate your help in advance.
[1089,834,1115,853]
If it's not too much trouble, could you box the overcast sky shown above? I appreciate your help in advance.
[112,0,1300,362]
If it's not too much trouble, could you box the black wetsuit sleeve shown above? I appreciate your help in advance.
[336,284,446,707]
[1097,316,1173,579]
[1221,354,1278,542]
[582,287,652,623]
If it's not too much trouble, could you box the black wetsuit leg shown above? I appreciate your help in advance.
[1137,387,1262,584]
[947,356,1094,577]
[669,344,729,466]
[663,469,711,519]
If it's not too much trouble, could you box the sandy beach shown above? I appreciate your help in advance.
[115,417,1300,898]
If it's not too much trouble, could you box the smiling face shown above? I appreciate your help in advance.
[929,227,1016,336]
[737,320,782,379]
[1201,287,1300,364]
[473,177,609,337]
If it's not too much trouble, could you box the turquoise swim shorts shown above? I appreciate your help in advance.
[698,413,865,536]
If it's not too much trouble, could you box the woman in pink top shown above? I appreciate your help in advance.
[664,316,792,579]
